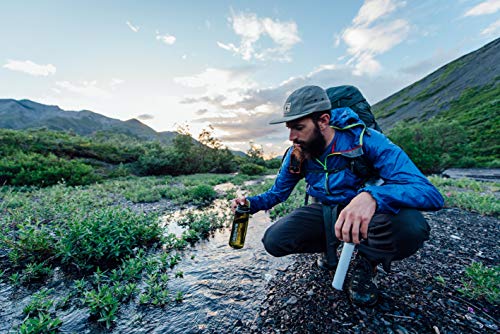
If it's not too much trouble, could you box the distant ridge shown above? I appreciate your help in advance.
[373,37,499,130]
[0,99,177,143]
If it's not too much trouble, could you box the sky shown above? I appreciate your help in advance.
[1,0,499,156]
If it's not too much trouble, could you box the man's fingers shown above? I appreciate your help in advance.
[351,219,361,244]
[334,213,345,240]
[341,219,352,243]
[360,220,369,240]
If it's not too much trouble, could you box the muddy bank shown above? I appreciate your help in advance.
[237,208,499,333]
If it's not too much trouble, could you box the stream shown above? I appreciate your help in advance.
[0,181,292,333]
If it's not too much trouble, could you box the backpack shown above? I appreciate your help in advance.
[326,85,382,133]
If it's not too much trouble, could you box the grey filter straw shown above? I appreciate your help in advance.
[332,242,355,290]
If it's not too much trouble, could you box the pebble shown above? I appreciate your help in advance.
[242,210,500,334]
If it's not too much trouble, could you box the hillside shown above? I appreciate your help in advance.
[373,38,499,168]
[373,37,499,129]
[0,99,177,143]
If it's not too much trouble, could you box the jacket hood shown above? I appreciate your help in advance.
[328,107,366,157]
[329,107,365,128]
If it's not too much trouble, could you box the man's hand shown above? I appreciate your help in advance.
[231,196,248,212]
[335,192,376,244]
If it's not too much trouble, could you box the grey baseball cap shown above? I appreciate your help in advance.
[269,85,332,124]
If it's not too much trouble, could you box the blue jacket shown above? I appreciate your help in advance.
[247,107,444,214]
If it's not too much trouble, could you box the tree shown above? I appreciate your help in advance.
[247,141,265,166]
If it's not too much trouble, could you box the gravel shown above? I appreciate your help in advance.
[234,208,499,334]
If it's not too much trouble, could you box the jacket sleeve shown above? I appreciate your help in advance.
[246,148,302,214]
[359,130,444,214]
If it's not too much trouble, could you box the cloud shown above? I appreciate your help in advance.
[3,59,56,76]
[464,0,500,16]
[110,78,124,89]
[156,31,176,45]
[126,21,139,32]
[174,66,258,106]
[339,0,409,75]
[217,11,300,62]
[353,0,403,26]
[136,114,154,120]
[481,18,500,35]
[177,63,406,151]
[196,108,209,115]
[55,80,111,98]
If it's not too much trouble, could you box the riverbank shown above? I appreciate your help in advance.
[237,208,499,333]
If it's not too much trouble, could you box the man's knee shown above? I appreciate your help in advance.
[392,209,430,259]
[261,225,287,257]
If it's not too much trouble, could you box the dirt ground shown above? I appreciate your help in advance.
[236,208,499,334]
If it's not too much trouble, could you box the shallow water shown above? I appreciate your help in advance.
[1,206,291,333]
[124,210,291,334]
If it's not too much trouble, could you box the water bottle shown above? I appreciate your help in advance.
[332,242,355,290]
[229,204,250,249]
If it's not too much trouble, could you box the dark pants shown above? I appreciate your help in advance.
[261,203,430,271]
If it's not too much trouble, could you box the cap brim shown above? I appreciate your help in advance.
[269,113,312,125]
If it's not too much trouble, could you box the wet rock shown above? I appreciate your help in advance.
[286,296,298,305]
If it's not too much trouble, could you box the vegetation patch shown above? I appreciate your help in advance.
[429,176,499,216]
[0,172,250,330]
[388,83,500,170]
[459,262,499,305]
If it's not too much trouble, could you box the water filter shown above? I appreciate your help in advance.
[332,242,355,290]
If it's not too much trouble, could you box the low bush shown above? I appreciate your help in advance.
[240,163,266,175]
[188,185,217,203]
[0,152,98,186]
[57,207,162,272]
[459,262,499,305]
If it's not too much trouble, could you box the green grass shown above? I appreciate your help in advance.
[459,262,499,305]
[438,83,500,166]
[429,176,499,216]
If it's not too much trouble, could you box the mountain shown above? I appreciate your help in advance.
[373,37,499,130]
[0,99,177,143]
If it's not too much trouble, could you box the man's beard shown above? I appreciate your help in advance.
[294,123,326,159]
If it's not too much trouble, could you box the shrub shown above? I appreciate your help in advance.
[240,163,266,175]
[265,158,282,169]
[5,221,57,266]
[388,119,471,174]
[0,152,97,186]
[459,262,499,305]
[57,207,161,272]
[83,284,119,329]
[188,185,217,202]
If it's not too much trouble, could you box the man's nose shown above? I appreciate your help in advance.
[288,130,296,142]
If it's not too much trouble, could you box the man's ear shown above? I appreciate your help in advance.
[319,113,331,130]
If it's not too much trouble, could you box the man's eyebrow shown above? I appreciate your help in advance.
[287,121,300,127]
